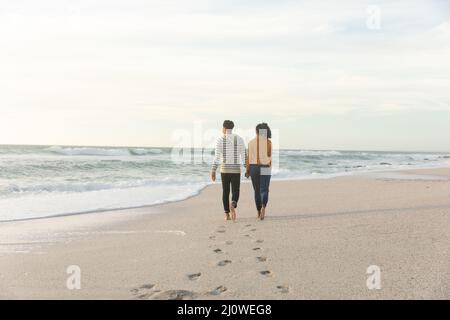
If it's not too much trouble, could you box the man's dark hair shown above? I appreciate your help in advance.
[256,122,271,139]
[223,120,234,130]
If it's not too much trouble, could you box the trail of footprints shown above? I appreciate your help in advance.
[209,223,290,295]
[131,223,289,300]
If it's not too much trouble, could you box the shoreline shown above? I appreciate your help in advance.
[1,167,449,299]
[2,165,450,224]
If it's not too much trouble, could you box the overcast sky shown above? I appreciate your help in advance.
[0,0,449,151]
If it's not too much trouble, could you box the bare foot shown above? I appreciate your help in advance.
[260,207,266,220]
[257,210,261,220]
[230,202,237,222]
[225,213,231,221]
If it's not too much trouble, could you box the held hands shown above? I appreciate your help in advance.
[212,171,249,180]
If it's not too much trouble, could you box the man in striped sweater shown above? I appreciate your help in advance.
[211,120,247,221]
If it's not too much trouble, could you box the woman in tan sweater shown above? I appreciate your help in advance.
[245,123,272,220]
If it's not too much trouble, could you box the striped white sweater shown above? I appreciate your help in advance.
[211,133,247,174]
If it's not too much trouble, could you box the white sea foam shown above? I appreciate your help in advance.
[0,182,207,222]
[284,150,343,156]
[47,146,131,156]
[1,178,201,195]
[46,146,164,157]
[130,148,163,155]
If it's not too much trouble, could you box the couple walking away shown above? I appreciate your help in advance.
[211,120,272,221]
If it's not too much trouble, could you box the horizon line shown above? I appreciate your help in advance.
[0,143,448,154]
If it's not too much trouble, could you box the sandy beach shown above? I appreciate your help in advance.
[0,168,449,300]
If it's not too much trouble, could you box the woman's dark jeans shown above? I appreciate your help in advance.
[249,165,271,211]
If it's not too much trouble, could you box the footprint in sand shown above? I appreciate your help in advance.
[244,234,251,238]
[209,235,216,240]
[216,225,226,233]
[187,273,201,280]
[277,285,290,294]
[260,270,273,277]
[131,284,160,300]
[132,285,202,300]
[217,260,232,267]
[140,284,155,290]
[245,224,252,227]
[250,229,257,232]
[253,247,261,251]
[207,285,227,296]
[136,292,158,299]
[256,256,267,262]
[225,241,233,245]
[255,240,264,244]
[153,290,197,300]
[213,248,222,253]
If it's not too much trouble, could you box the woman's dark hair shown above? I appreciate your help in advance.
[256,123,271,139]
[223,120,234,130]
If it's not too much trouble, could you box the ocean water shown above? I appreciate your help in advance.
[0,145,449,222]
